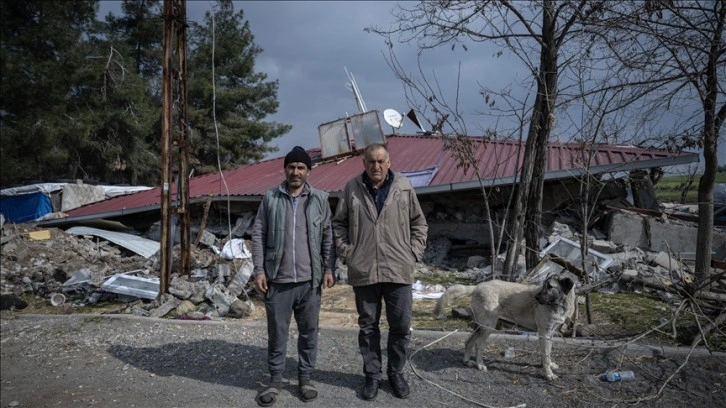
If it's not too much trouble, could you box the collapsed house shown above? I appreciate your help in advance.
[29,130,706,256]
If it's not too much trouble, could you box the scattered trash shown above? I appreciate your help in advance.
[505,347,516,359]
[49,293,66,306]
[220,238,251,260]
[62,269,93,287]
[100,273,159,300]
[28,230,51,240]
[412,280,446,299]
[601,370,635,382]
[539,236,614,279]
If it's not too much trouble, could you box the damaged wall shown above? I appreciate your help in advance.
[608,211,726,261]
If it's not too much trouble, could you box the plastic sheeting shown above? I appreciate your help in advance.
[0,191,53,223]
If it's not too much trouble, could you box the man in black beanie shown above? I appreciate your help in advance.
[284,145,313,170]
[252,146,336,406]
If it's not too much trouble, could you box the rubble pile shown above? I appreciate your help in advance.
[1,206,724,323]
[0,225,256,319]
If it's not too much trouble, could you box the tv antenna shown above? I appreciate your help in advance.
[344,67,367,113]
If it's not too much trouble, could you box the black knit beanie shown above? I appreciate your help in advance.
[284,146,312,170]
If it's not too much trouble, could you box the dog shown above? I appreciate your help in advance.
[433,273,576,381]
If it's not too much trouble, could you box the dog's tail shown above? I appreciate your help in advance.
[433,284,477,319]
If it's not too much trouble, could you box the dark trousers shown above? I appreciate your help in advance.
[264,281,321,383]
[353,283,412,380]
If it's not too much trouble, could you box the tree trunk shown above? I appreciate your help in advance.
[524,1,558,271]
[694,1,725,283]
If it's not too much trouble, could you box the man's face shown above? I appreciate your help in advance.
[285,162,309,190]
[363,147,390,187]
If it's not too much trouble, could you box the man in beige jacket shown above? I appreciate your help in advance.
[332,143,428,401]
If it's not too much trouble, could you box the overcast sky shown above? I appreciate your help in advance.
[98,1,725,167]
[208,1,507,158]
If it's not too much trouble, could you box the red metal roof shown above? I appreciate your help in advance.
[63,134,697,219]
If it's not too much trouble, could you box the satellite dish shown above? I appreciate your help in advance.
[383,109,404,129]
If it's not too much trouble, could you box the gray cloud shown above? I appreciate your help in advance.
[101,1,725,166]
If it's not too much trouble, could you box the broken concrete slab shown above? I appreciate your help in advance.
[226,259,253,298]
[651,251,688,272]
[591,240,617,254]
[195,229,217,248]
[608,211,726,260]
[205,284,238,316]
[227,299,254,318]
[175,299,195,315]
[149,295,181,318]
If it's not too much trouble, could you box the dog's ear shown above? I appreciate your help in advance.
[559,276,575,295]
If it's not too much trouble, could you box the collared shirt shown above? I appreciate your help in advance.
[362,169,394,216]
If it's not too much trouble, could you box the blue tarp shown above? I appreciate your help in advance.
[0,192,53,223]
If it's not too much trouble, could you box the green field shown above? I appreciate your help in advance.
[654,172,726,204]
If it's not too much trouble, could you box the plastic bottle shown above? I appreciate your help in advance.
[602,370,635,382]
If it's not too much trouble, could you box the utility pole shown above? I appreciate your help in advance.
[176,0,191,279]
[160,0,190,296]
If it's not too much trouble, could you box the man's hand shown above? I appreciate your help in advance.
[255,273,268,294]
[323,272,335,289]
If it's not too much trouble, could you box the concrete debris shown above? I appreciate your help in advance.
[205,284,240,317]
[149,295,181,318]
[1,201,724,321]
[0,224,260,319]
[466,255,486,269]
[175,299,196,315]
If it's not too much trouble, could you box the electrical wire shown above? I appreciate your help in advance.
[208,1,251,303]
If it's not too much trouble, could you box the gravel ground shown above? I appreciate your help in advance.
[1,313,724,408]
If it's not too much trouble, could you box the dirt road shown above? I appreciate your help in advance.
[1,313,724,408]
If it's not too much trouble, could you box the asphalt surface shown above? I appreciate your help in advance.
[1,313,724,408]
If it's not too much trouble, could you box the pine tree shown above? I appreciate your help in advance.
[0,0,98,185]
[186,1,290,174]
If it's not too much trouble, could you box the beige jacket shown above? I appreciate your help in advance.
[332,172,428,286]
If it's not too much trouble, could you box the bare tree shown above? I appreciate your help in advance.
[589,0,726,282]
[368,0,607,278]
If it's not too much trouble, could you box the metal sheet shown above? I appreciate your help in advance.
[66,226,160,259]
[101,273,159,300]
[539,236,614,275]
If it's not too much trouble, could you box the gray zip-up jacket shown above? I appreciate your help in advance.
[332,172,428,286]
[251,182,335,288]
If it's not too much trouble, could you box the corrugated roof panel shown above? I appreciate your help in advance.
[62,135,698,219]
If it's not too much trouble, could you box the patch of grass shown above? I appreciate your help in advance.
[654,172,726,204]
[584,292,725,350]
[412,286,725,351]
[416,274,473,286]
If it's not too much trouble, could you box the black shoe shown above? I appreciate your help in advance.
[361,377,380,401]
[389,372,410,399]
